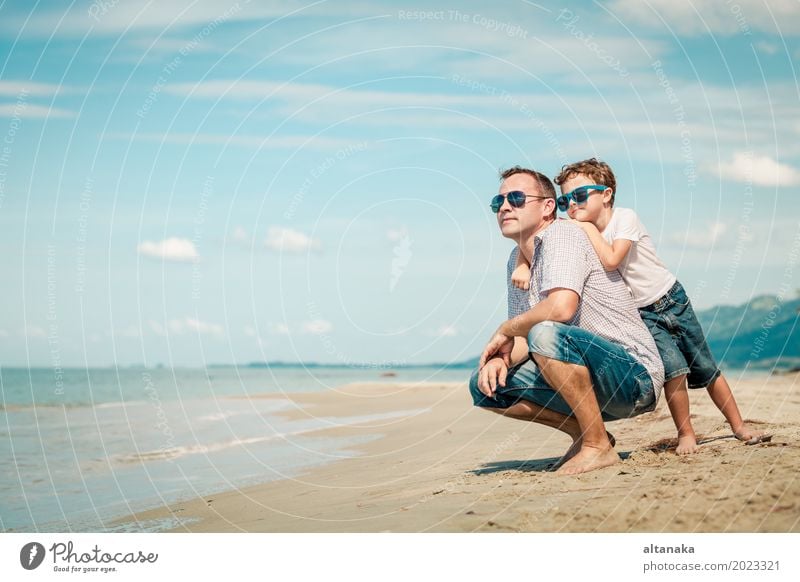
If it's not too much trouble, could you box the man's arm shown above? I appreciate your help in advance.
[499,287,579,338]
[577,221,632,271]
[478,288,579,368]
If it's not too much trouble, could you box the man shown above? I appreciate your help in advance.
[470,166,664,475]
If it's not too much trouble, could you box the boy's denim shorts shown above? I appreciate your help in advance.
[638,280,720,389]
[469,321,657,421]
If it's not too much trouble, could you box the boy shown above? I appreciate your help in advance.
[512,158,768,453]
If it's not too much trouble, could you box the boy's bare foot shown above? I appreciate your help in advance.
[733,424,772,445]
[552,432,615,470]
[675,434,699,455]
[556,444,620,475]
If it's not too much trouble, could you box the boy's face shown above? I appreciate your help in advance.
[559,173,611,225]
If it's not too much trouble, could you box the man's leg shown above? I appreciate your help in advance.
[469,368,586,466]
[531,353,619,475]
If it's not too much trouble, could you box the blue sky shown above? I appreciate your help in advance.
[1,0,799,367]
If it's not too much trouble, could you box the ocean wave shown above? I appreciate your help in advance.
[95,401,147,409]
[112,432,298,464]
[112,407,427,465]
[1,400,148,412]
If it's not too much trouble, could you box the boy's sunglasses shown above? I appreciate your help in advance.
[490,190,550,213]
[556,185,607,212]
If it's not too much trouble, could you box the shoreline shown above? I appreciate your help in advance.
[114,373,799,532]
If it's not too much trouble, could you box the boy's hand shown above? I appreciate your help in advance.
[510,264,531,291]
[568,218,598,234]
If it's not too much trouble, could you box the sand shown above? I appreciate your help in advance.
[116,371,800,532]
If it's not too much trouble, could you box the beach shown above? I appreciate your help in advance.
[115,370,800,533]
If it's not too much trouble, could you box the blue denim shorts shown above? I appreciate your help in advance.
[638,281,720,389]
[469,321,657,421]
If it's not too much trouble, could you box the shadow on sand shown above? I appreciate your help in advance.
[471,451,633,475]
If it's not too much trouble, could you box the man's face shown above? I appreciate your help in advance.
[559,173,611,224]
[496,173,553,240]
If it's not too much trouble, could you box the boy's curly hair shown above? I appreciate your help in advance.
[554,158,617,206]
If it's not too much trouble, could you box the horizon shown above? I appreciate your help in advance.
[5,290,797,368]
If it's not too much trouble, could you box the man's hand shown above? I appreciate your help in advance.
[477,357,508,397]
[479,330,514,368]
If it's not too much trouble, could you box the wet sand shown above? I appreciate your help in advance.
[116,371,799,532]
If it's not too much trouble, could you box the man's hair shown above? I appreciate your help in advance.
[499,166,557,220]
[554,158,617,206]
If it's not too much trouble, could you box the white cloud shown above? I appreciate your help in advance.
[231,226,250,244]
[110,131,360,151]
[270,323,290,335]
[148,320,166,336]
[671,222,727,249]
[301,319,333,335]
[185,317,224,336]
[428,325,459,337]
[243,325,257,337]
[6,1,341,36]
[265,320,330,336]
[718,152,800,187]
[0,329,8,338]
[264,226,320,253]
[117,325,141,338]
[0,81,67,97]
[608,0,800,35]
[0,103,74,119]
[386,227,408,242]
[138,237,199,262]
[755,41,779,55]
[21,325,47,338]
[165,317,224,336]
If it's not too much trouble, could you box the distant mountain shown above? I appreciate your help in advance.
[449,294,800,372]
[695,294,800,371]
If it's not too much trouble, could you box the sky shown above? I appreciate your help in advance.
[0,0,798,367]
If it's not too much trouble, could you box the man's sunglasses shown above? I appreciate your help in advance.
[490,191,550,213]
[556,185,607,212]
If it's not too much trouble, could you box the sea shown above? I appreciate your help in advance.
[0,365,469,533]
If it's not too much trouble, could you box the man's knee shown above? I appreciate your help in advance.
[527,321,563,356]
[468,369,487,407]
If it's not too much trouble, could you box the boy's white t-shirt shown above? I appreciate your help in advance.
[601,207,676,308]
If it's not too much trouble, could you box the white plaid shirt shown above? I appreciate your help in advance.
[508,220,664,393]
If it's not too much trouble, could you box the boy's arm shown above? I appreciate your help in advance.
[511,248,532,290]
[577,221,632,271]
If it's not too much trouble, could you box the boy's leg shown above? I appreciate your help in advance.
[662,374,697,454]
[662,282,771,445]
[639,302,694,453]
[706,374,770,444]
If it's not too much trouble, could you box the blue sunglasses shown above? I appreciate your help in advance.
[490,190,550,213]
[556,185,607,212]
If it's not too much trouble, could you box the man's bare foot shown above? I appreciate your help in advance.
[556,444,619,475]
[675,434,699,455]
[733,424,772,445]
[552,432,615,471]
